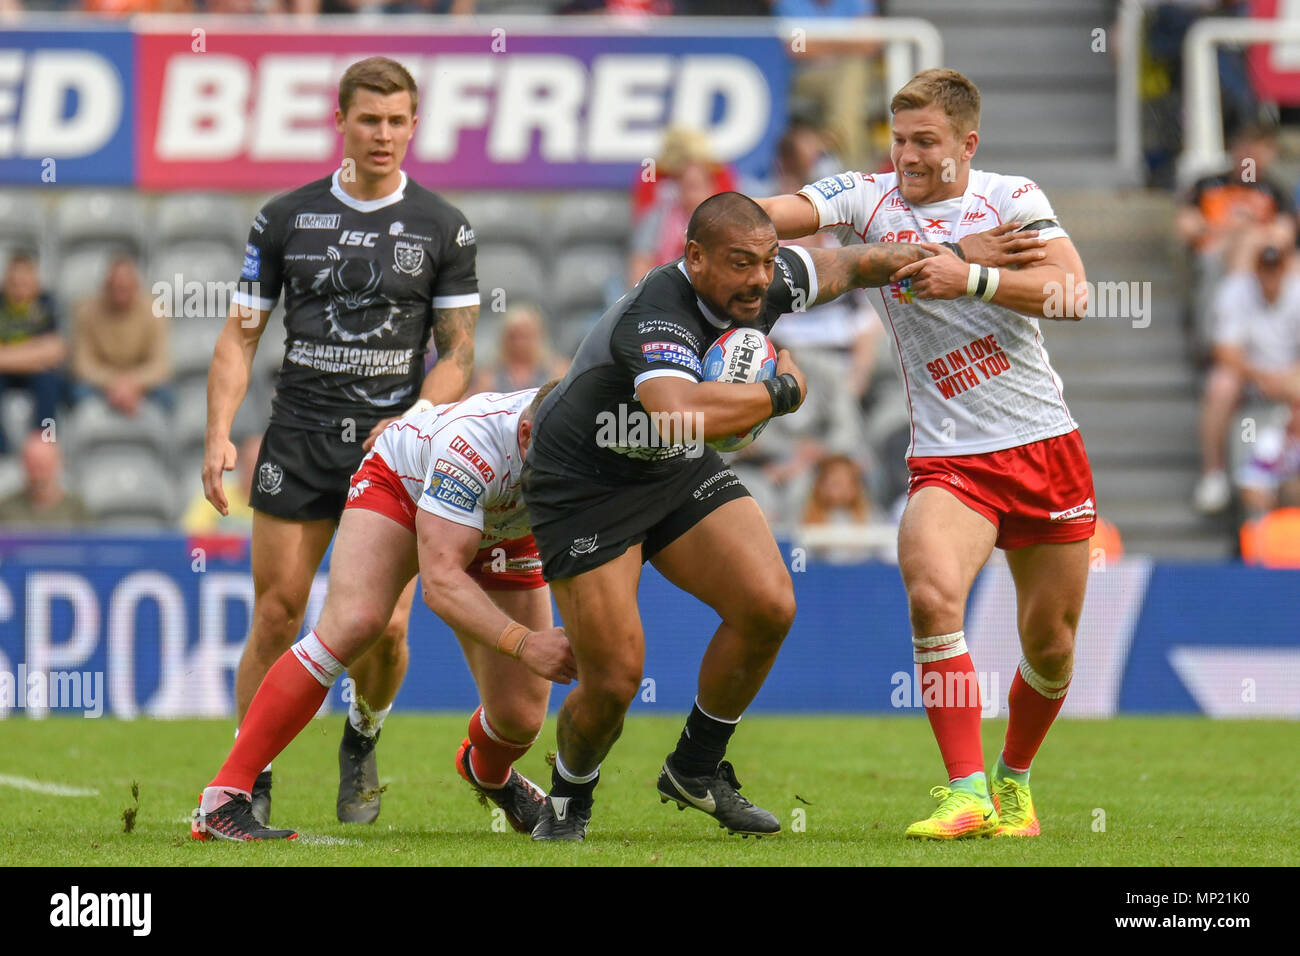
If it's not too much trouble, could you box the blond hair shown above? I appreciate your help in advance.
[339,57,418,117]
[890,68,980,136]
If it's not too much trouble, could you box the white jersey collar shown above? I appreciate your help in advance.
[331,169,407,212]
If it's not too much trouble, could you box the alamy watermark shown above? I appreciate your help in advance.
[594,405,706,460]
[1043,275,1152,328]
[890,666,1000,718]
[0,665,104,717]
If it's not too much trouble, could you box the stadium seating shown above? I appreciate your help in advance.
[550,245,626,320]
[155,193,251,250]
[64,395,172,462]
[552,192,632,247]
[55,192,148,258]
[77,447,177,527]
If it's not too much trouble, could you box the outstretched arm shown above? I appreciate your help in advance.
[804,243,933,307]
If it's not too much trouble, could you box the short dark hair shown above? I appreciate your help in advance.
[5,248,38,269]
[686,192,774,250]
[339,56,418,117]
[524,379,560,420]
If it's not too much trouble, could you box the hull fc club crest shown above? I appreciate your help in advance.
[258,462,284,496]
[393,241,425,276]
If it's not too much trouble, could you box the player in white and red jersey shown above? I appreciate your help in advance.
[759,68,1095,839]
[191,385,575,841]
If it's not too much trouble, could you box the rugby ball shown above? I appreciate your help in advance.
[701,327,779,452]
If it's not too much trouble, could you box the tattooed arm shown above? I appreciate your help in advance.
[421,303,478,404]
[361,303,478,451]
[806,243,933,307]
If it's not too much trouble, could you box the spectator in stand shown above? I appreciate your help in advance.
[797,453,895,564]
[1176,123,1295,351]
[70,256,173,416]
[182,433,261,535]
[0,251,65,456]
[0,433,87,527]
[628,158,719,285]
[1195,225,1300,513]
[631,126,737,229]
[470,302,568,395]
[1237,396,1300,520]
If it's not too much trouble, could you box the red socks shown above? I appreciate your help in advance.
[466,705,533,788]
[1001,659,1070,772]
[210,631,344,794]
[913,631,985,781]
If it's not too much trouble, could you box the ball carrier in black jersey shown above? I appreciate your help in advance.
[202,58,479,825]
[523,193,933,841]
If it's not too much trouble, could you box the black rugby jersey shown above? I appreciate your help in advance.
[529,246,816,483]
[233,170,479,433]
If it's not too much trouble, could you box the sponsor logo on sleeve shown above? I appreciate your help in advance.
[434,457,485,496]
[449,435,495,481]
[426,474,479,512]
[776,254,796,295]
[635,320,701,351]
[1010,181,1041,200]
[251,212,268,234]
[641,341,703,375]
[241,244,260,280]
[455,224,476,247]
[295,213,342,230]
[809,173,857,199]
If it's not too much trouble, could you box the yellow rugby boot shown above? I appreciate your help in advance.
[990,775,1040,837]
[905,778,999,840]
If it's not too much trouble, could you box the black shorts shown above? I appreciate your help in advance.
[249,422,369,522]
[522,448,751,581]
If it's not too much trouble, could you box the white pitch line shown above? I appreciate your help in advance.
[0,774,99,797]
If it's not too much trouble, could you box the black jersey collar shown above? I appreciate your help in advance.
[676,260,732,331]
[330,170,408,212]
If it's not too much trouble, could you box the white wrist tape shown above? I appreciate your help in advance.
[966,263,981,297]
[981,267,1001,301]
[401,398,435,420]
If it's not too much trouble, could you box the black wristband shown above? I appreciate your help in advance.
[973,265,990,298]
[763,373,802,417]
[942,241,966,260]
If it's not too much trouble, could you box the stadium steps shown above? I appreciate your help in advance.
[1040,190,1231,559]
[890,0,1121,187]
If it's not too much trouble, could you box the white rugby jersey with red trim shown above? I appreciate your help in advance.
[366,388,535,547]
[798,169,1079,457]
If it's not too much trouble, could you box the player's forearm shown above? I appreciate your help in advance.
[808,244,931,307]
[422,304,478,405]
[643,380,776,441]
[205,329,253,439]
[418,347,475,405]
[989,266,1088,320]
[0,334,65,374]
[420,564,514,649]
[754,194,819,240]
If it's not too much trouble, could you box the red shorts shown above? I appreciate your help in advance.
[345,452,545,591]
[907,429,1097,551]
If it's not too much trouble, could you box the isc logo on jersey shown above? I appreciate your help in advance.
[339,230,379,247]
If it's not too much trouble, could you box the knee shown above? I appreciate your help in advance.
[736,576,796,649]
[582,659,642,715]
[252,589,307,647]
[485,702,545,744]
[1022,621,1076,680]
[907,579,963,635]
[375,618,409,663]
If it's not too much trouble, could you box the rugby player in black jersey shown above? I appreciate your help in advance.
[523,192,932,840]
[202,57,478,825]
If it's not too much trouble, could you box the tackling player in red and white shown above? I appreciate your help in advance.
[759,68,1094,838]
[192,384,575,841]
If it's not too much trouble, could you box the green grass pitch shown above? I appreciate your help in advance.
[1,714,1294,867]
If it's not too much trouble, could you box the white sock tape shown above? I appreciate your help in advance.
[912,630,969,664]
[1018,657,1071,699]
[291,630,345,688]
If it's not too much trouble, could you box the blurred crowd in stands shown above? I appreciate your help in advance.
[3,0,877,15]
